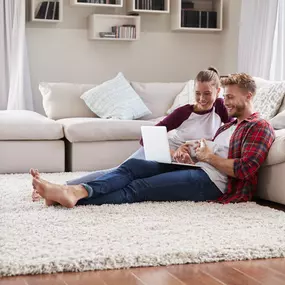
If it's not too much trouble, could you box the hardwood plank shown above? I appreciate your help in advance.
[131,266,185,285]
[98,269,145,285]
[256,258,285,274]
[0,277,27,285]
[198,262,262,285]
[24,273,66,285]
[167,264,224,285]
[229,259,285,285]
[61,271,106,285]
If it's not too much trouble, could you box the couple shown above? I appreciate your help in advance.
[31,71,275,208]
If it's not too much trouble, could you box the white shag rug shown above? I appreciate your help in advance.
[1,172,285,277]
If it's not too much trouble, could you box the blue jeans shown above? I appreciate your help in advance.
[77,158,222,206]
[66,147,146,185]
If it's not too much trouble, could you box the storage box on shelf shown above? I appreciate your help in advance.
[30,0,63,22]
[70,0,123,7]
[88,14,140,41]
[126,0,169,14]
[171,0,223,31]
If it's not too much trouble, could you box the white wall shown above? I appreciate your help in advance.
[25,0,241,114]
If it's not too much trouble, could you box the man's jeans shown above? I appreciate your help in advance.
[76,158,222,206]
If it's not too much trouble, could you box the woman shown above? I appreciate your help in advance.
[32,66,231,201]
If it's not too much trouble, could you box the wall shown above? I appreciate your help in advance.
[25,0,241,114]
[221,0,242,73]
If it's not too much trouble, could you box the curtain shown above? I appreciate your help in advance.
[237,0,279,79]
[0,0,33,110]
[270,0,285,80]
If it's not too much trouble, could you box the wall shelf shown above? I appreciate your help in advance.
[30,0,63,22]
[70,0,123,8]
[171,0,223,32]
[126,0,169,14]
[88,14,140,41]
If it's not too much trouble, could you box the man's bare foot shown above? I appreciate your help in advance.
[32,178,87,208]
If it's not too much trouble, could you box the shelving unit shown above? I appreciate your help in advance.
[171,0,223,32]
[30,0,63,22]
[70,0,123,7]
[88,14,140,41]
[126,0,169,14]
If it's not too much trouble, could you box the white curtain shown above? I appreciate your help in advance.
[0,0,33,110]
[270,0,285,80]
[237,0,282,80]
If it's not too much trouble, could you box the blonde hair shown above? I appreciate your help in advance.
[195,66,220,88]
[221,73,256,95]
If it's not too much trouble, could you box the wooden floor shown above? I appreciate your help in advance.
[2,200,285,285]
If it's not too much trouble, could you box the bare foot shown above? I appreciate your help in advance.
[30,169,42,202]
[32,178,86,208]
[30,169,55,206]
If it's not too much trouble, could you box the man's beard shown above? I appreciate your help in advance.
[230,103,245,118]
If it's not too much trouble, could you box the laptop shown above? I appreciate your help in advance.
[141,126,201,168]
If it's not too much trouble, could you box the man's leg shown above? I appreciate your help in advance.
[77,166,222,206]
[66,147,146,185]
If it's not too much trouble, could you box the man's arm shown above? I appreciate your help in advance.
[206,155,236,177]
[196,121,275,179]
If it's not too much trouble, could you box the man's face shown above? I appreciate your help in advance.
[224,85,251,118]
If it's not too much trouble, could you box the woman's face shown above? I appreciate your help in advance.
[195,81,220,111]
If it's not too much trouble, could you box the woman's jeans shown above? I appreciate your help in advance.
[66,147,145,185]
[76,158,222,206]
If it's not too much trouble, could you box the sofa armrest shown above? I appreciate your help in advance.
[263,129,285,166]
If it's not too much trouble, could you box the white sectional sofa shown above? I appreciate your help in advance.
[1,77,285,205]
[0,110,64,173]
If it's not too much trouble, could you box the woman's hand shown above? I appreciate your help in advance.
[172,144,194,164]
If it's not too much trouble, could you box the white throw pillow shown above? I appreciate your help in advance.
[166,80,195,114]
[166,80,224,114]
[253,82,285,120]
[80,72,152,120]
[270,110,285,130]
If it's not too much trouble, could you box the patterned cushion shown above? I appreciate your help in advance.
[80,72,152,120]
[253,82,285,120]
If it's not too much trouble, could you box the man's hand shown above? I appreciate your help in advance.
[172,144,194,164]
[195,139,213,162]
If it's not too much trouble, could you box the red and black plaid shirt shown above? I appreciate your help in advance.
[213,113,275,203]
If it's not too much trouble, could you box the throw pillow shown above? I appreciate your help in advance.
[253,82,285,120]
[166,80,224,115]
[270,110,285,130]
[166,80,195,114]
[80,72,152,120]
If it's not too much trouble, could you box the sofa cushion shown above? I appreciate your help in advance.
[263,129,285,166]
[0,110,63,140]
[39,82,96,120]
[80,72,152,120]
[253,82,285,120]
[58,118,157,143]
[270,110,285,130]
[166,80,195,115]
[131,82,186,120]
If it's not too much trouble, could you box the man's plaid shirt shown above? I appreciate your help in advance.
[213,113,275,203]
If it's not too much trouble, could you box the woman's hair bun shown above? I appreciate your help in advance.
[207,66,220,78]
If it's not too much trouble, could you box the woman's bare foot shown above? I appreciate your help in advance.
[32,178,88,208]
[30,169,55,205]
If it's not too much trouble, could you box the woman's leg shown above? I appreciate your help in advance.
[66,147,145,185]
[77,161,222,206]
[32,158,175,207]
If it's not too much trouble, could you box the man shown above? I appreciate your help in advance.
[31,73,275,207]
